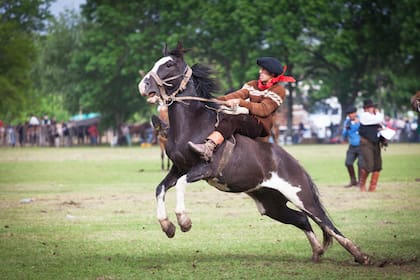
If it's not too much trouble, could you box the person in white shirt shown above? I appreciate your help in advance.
[358,99,384,192]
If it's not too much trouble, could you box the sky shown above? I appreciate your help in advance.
[49,0,86,17]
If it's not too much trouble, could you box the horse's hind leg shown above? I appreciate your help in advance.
[248,188,324,262]
[321,225,370,264]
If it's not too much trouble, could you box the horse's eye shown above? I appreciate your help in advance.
[166,61,175,68]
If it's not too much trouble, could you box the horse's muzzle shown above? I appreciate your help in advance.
[139,76,160,104]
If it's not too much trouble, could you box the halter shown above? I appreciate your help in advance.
[148,65,193,105]
[147,63,228,106]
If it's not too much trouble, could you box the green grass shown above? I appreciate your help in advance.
[0,144,419,279]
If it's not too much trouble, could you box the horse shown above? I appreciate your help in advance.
[138,42,369,264]
[152,104,171,171]
[411,91,420,113]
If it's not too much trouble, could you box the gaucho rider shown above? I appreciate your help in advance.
[188,57,295,161]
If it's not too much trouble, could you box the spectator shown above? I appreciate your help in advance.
[17,123,25,147]
[358,99,384,192]
[341,105,361,188]
[7,125,16,147]
[62,123,70,146]
[121,124,131,146]
[0,119,4,145]
[87,124,99,145]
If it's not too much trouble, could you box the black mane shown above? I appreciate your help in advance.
[191,63,220,101]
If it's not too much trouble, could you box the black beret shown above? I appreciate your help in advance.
[345,105,357,114]
[256,57,283,76]
[363,98,377,108]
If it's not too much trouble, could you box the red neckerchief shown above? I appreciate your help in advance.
[258,66,296,90]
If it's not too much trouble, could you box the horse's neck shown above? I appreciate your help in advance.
[167,89,217,140]
[169,102,215,129]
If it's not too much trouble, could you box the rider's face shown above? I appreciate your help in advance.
[259,68,274,83]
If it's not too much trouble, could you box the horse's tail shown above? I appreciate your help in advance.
[305,171,341,250]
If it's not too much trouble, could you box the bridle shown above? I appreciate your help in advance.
[147,64,192,105]
[147,62,227,106]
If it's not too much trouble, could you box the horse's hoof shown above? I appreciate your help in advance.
[159,218,176,238]
[355,254,370,265]
[311,251,323,263]
[181,223,192,232]
[176,213,192,232]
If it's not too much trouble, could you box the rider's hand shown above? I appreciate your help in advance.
[226,99,240,108]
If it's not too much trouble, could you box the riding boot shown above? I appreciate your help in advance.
[368,171,380,192]
[359,169,369,192]
[344,165,357,188]
[188,131,224,161]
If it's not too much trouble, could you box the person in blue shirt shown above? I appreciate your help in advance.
[341,105,361,188]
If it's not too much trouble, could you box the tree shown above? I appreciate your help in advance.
[387,0,420,114]
[0,21,35,120]
[0,0,52,122]
[6,0,417,126]
[71,0,168,127]
[296,0,419,117]
[30,11,83,121]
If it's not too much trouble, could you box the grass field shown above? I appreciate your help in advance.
[0,144,419,279]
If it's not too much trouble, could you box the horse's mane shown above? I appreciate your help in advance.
[191,63,220,102]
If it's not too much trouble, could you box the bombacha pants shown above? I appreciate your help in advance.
[360,137,382,172]
[215,114,266,140]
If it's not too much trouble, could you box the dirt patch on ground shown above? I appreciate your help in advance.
[375,256,418,268]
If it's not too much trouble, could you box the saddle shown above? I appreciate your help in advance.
[216,137,235,175]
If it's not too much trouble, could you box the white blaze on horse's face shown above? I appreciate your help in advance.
[138,56,173,98]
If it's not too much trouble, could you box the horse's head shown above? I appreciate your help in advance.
[139,42,192,104]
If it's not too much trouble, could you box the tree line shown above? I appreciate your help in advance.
[1,0,419,128]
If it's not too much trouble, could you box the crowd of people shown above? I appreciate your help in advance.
[0,110,418,149]
[0,115,100,147]
[1,110,419,151]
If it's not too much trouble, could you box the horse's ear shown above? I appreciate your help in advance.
[176,41,192,54]
[163,43,169,56]
[176,41,183,51]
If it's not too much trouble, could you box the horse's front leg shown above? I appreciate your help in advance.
[174,175,192,232]
[156,167,182,238]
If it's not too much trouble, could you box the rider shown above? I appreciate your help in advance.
[188,57,295,161]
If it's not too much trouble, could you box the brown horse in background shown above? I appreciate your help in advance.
[154,105,171,171]
[411,91,420,113]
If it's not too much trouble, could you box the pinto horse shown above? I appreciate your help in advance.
[138,42,369,264]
